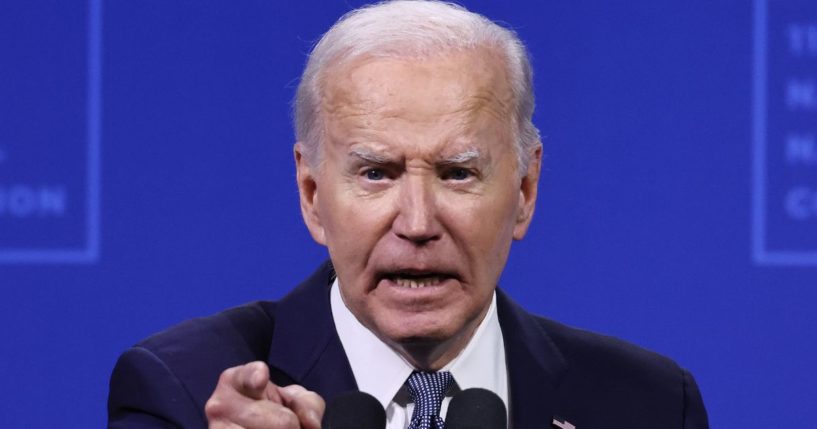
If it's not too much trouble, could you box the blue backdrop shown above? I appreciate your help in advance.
[1,1,816,427]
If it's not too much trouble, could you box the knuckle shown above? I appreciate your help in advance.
[204,397,225,419]
[274,408,300,428]
[237,403,298,428]
[218,367,236,384]
[282,384,307,395]
[301,390,324,403]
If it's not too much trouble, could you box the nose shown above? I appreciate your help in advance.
[392,174,442,245]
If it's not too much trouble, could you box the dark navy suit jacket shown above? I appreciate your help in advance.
[108,262,709,428]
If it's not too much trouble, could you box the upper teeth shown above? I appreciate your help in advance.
[394,276,443,288]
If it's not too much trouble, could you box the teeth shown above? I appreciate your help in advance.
[393,276,443,288]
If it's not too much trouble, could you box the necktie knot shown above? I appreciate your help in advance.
[407,371,454,429]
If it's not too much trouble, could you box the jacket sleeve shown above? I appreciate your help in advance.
[682,369,709,429]
[108,346,207,429]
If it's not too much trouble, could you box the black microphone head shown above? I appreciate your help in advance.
[445,388,507,429]
[322,390,386,429]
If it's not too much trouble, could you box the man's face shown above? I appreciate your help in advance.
[296,49,540,367]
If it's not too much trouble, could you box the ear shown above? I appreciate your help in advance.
[513,145,542,240]
[294,142,327,245]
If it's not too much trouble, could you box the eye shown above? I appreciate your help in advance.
[444,167,473,181]
[365,168,386,181]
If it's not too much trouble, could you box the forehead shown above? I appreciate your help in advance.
[320,48,516,130]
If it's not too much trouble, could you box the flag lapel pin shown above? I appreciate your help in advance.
[552,416,576,429]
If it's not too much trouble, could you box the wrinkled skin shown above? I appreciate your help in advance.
[296,49,541,370]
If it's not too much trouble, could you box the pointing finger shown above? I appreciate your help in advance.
[236,361,271,400]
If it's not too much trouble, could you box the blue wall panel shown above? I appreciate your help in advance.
[1,1,815,427]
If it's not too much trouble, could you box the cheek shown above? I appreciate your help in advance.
[318,186,397,258]
[442,191,518,247]
[437,191,519,287]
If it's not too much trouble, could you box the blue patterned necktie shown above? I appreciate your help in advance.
[406,371,454,429]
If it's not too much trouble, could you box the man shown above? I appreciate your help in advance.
[108,1,709,428]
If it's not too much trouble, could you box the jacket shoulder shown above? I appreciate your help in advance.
[138,300,277,365]
[108,301,277,428]
[537,316,681,379]
[534,316,707,427]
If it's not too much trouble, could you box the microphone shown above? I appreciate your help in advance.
[445,388,507,429]
[322,390,386,429]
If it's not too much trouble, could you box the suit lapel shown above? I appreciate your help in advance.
[496,289,568,428]
[267,261,358,402]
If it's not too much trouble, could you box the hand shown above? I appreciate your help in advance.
[205,361,325,429]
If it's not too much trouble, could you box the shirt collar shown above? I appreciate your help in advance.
[330,278,508,412]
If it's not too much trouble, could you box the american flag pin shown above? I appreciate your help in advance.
[552,416,576,429]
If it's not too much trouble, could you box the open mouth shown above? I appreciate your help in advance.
[383,272,453,289]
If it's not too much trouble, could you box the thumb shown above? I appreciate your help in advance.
[279,384,325,429]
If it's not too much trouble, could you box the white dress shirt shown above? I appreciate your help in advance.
[330,278,508,429]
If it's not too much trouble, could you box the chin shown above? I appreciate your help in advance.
[379,316,461,347]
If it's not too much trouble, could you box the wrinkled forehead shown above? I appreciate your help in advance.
[319,47,517,126]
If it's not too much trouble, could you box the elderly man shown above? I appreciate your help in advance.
[108,1,708,428]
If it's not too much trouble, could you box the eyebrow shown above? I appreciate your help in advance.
[439,149,481,164]
[348,148,393,164]
[347,147,481,165]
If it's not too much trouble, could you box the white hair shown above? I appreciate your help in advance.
[294,0,541,173]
